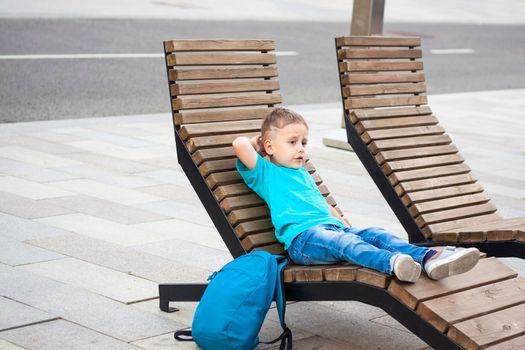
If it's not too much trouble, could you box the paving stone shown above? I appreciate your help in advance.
[19,258,158,304]
[370,314,415,334]
[0,235,64,266]
[134,238,231,272]
[70,130,154,148]
[5,136,84,154]
[65,140,158,160]
[0,191,73,219]
[131,299,199,327]
[0,212,71,241]
[28,233,210,283]
[59,164,162,189]
[35,213,183,247]
[266,335,351,350]
[0,339,26,350]
[0,265,181,342]
[40,195,169,225]
[136,156,179,170]
[266,301,427,350]
[135,184,201,206]
[133,201,214,228]
[28,130,88,143]
[135,169,191,187]
[60,151,156,173]
[0,175,75,200]
[0,319,142,350]
[0,297,57,331]
[0,146,82,168]
[313,301,387,321]
[132,218,225,250]
[137,134,175,146]
[0,158,79,182]
[130,333,200,350]
[48,179,165,205]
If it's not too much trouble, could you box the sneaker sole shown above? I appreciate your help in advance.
[427,248,479,280]
[395,256,421,283]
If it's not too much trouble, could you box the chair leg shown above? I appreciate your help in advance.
[158,283,207,312]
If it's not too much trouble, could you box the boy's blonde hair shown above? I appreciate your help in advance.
[261,108,308,140]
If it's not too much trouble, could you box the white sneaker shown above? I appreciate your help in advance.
[393,254,421,283]
[424,246,480,280]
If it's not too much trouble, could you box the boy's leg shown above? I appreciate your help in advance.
[344,226,432,266]
[288,225,396,274]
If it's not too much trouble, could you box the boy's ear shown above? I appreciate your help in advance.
[263,139,273,155]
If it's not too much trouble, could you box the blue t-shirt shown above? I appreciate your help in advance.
[236,154,345,249]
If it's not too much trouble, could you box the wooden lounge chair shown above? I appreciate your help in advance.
[159,39,525,349]
[335,36,525,257]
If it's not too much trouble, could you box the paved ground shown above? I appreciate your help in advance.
[0,89,524,349]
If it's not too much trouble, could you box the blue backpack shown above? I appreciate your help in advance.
[175,251,292,350]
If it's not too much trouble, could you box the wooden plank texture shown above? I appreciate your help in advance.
[336,36,421,47]
[164,39,275,53]
[175,107,271,125]
[171,80,279,96]
[173,93,281,110]
[448,303,525,350]
[344,82,427,97]
[416,277,525,333]
[167,52,276,66]
[338,48,422,60]
[387,257,517,310]
[341,72,425,85]
[169,67,278,81]
[340,61,424,73]
[345,95,428,109]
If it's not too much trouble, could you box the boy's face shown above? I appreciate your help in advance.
[263,122,309,169]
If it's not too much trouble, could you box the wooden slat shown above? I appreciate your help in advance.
[199,159,236,177]
[424,213,502,238]
[336,36,421,47]
[485,335,525,349]
[240,231,278,250]
[389,164,471,186]
[214,183,251,201]
[192,146,235,165]
[352,106,432,121]
[415,202,498,228]
[345,95,428,109]
[220,193,264,213]
[387,257,517,310]
[167,53,276,66]
[207,171,242,188]
[339,61,424,73]
[338,48,422,60]
[401,183,484,206]
[169,67,278,81]
[324,265,360,281]
[369,134,451,153]
[235,218,273,239]
[187,131,259,153]
[341,72,425,85]
[448,302,525,350]
[408,193,491,217]
[294,267,326,282]
[394,173,477,196]
[375,145,458,164]
[228,206,270,225]
[171,79,279,96]
[251,243,284,255]
[164,39,275,53]
[175,107,271,125]
[454,217,525,242]
[357,115,438,133]
[173,93,281,110]
[345,82,426,97]
[382,154,464,176]
[416,277,525,333]
[180,119,261,140]
[356,268,391,288]
[363,124,443,144]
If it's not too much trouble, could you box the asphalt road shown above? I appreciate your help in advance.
[0,19,524,123]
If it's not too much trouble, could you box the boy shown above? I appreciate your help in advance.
[232,108,479,282]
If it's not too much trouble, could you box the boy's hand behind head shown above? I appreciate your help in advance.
[251,135,267,157]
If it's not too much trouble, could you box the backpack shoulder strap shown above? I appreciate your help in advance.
[260,255,292,350]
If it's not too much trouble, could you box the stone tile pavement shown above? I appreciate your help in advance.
[0,89,524,349]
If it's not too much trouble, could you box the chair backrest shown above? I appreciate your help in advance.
[336,36,500,241]
[164,39,341,256]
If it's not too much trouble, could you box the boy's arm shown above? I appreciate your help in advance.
[328,204,351,227]
[232,135,264,170]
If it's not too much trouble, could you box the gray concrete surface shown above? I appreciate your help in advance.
[0,89,524,349]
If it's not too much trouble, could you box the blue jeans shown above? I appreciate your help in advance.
[287,224,430,274]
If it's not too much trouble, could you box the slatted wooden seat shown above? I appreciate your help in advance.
[336,36,525,257]
[159,39,525,349]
